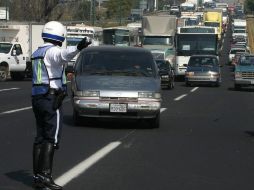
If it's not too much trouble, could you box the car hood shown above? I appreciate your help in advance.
[235,65,254,72]
[75,75,160,92]
[186,66,219,73]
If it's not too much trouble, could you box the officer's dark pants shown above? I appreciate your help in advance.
[32,94,63,148]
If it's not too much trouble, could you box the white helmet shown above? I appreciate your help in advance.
[42,21,66,42]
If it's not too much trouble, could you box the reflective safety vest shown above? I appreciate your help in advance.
[31,45,67,96]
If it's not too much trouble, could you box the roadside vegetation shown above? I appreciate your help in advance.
[247,17,254,53]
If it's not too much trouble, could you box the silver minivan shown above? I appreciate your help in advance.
[71,46,161,128]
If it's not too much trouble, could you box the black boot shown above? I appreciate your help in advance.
[37,142,62,190]
[33,143,43,188]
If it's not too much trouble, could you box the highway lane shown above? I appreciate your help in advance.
[2,28,254,190]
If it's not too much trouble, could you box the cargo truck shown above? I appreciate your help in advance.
[175,26,219,78]
[203,9,223,41]
[0,23,58,81]
[141,15,177,67]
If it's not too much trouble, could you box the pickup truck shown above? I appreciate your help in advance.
[0,42,29,81]
[234,54,254,90]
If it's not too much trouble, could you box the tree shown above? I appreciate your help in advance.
[245,0,254,13]
[105,0,133,20]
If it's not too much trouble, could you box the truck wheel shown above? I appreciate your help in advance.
[234,84,241,90]
[10,72,25,81]
[0,66,8,82]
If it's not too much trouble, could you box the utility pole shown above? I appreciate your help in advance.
[119,0,122,25]
[90,0,95,26]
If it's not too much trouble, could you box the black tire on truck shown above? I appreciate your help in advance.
[0,66,8,82]
[10,72,25,81]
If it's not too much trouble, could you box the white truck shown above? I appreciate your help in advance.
[141,15,177,67]
[0,23,46,81]
[66,24,102,73]
[232,19,247,40]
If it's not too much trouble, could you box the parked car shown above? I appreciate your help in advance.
[234,54,254,90]
[185,55,221,87]
[155,59,175,89]
[71,46,162,128]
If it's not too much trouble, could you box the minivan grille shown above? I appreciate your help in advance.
[242,72,254,79]
[100,97,138,102]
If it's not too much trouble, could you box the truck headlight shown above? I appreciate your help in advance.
[235,72,242,78]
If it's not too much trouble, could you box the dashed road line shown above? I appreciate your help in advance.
[173,87,199,101]
[55,141,121,186]
[0,88,20,92]
[55,107,167,186]
[174,94,187,101]
[0,106,32,115]
[190,87,199,92]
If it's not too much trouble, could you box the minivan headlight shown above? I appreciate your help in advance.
[75,90,100,97]
[138,92,161,99]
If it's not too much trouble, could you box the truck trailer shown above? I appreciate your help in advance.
[141,15,176,66]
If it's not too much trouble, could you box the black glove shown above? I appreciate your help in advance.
[77,37,92,51]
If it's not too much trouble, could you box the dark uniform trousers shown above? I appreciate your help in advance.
[32,94,63,148]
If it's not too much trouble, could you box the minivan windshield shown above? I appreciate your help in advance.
[188,57,218,67]
[77,51,156,77]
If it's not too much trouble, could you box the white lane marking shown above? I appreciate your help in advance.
[174,94,187,101]
[0,106,32,115]
[190,87,199,93]
[55,141,121,187]
[160,108,167,113]
[0,88,20,92]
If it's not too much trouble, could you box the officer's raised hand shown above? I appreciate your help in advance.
[77,37,92,51]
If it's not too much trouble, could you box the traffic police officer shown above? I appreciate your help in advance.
[31,21,91,189]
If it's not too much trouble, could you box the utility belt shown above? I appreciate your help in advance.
[48,88,67,110]
[32,87,67,110]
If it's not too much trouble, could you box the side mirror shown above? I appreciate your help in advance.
[12,50,16,56]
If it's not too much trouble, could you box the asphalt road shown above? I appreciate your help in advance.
[1,25,254,190]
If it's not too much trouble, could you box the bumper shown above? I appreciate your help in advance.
[73,97,161,119]
[186,75,219,83]
[234,78,254,86]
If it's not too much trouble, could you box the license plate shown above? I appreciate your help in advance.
[110,104,127,113]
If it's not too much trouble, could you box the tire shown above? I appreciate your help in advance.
[186,81,191,87]
[0,66,8,82]
[234,84,241,90]
[73,109,82,126]
[10,72,25,81]
[150,113,160,128]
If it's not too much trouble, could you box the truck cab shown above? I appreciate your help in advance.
[0,42,27,81]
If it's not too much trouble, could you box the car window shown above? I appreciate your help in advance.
[77,51,156,77]
[155,60,168,70]
[188,57,218,67]
[239,56,254,65]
